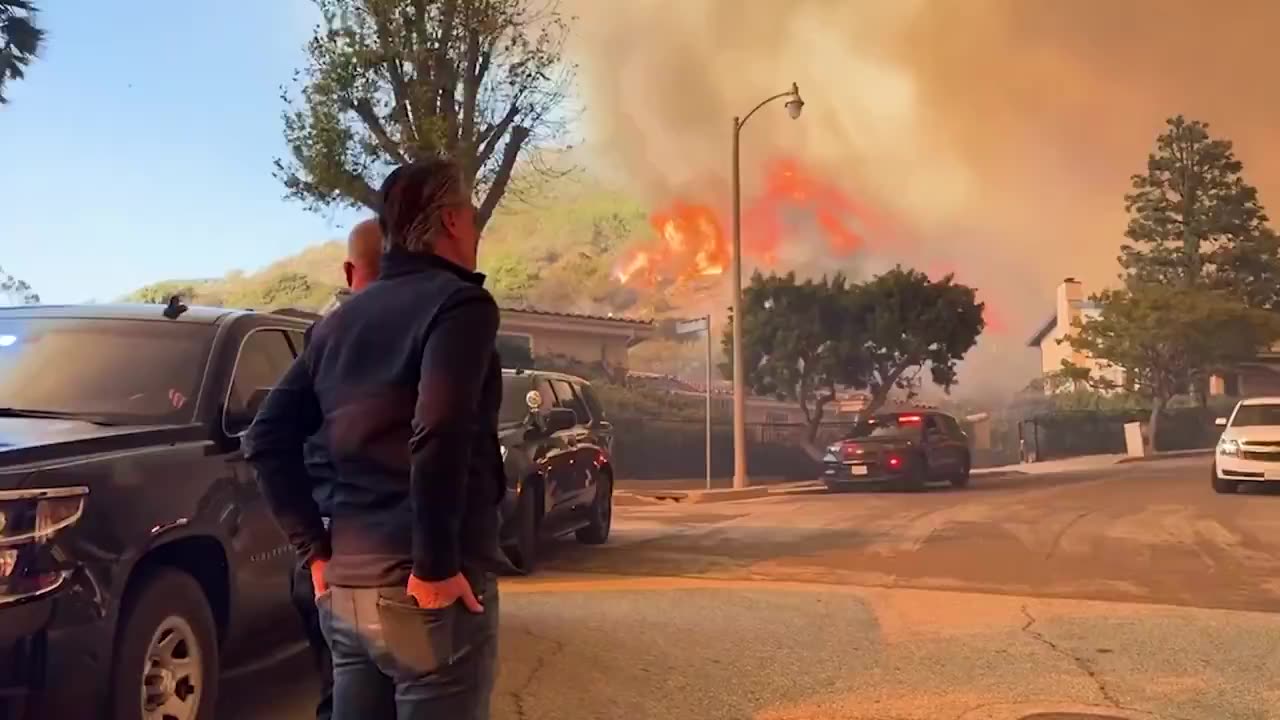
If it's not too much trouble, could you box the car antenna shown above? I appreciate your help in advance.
[163,294,189,320]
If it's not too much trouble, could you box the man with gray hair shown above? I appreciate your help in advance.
[247,157,507,719]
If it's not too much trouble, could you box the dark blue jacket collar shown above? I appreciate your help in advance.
[379,246,486,286]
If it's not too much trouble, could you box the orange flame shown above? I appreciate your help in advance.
[614,202,729,286]
[615,157,904,288]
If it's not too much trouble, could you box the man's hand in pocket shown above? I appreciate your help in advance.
[310,557,329,597]
[407,572,484,613]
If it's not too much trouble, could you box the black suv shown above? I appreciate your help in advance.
[0,303,315,719]
[496,369,615,572]
[0,304,617,719]
[822,409,971,491]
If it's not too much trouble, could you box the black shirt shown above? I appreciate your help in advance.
[245,247,507,586]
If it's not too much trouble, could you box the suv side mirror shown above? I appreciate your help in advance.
[1215,417,1228,427]
[544,407,577,434]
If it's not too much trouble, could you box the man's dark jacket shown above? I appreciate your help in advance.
[299,289,350,517]
[245,248,508,587]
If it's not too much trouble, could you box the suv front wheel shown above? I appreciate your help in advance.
[110,568,219,720]
[504,482,542,574]
[576,471,613,545]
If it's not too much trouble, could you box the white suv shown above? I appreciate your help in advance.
[1213,397,1280,493]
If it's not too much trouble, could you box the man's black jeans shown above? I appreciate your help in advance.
[316,572,499,720]
[290,558,335,720]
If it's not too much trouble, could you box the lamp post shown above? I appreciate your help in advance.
[730,82,804,490]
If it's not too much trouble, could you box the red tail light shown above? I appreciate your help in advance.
[886,454,903,469]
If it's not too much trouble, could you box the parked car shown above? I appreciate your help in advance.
[821,409,971,492]
[496,369,615,572]
[0,303,315,720]
[1211,397,1280,493]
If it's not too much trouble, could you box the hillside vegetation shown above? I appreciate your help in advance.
[122,180,651,315]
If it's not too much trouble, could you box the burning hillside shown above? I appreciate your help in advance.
[612,156,1006,340]
[614,157,893,289]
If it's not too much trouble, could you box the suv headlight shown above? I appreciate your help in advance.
[1218,438,1241,457]
[0,486,88,604]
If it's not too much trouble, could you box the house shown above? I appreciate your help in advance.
[321,291,655,372]
[1027,278,1125,391]
[1027,278,1280,398]
[1210,342,1280,397]
[644,376,870,425]
[497,308,654,373]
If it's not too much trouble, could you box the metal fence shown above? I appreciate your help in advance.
[1018,407,1220,461]
[609,419,849,481]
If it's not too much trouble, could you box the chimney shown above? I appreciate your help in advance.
[1055,278,1085,356]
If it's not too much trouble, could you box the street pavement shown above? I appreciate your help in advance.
[220,456,1280,719]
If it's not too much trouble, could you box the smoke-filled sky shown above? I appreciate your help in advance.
[562,0,1280,398]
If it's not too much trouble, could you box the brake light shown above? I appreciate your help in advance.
[886,455,903,469]
[897,415,922,423]
[0,486,88,605]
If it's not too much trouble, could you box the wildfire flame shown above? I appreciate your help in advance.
[615,157,899,288]
[614,202,729,285]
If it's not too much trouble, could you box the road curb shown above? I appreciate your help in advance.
[1115,448,1212,464]
[970,469,1027,479]
[617,483,808,505]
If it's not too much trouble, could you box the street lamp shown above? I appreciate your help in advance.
[730,81,804,490]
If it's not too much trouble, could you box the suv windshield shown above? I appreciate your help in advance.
[845,413,927,440]
[1231,404,1280,427]
[0,317,214,425]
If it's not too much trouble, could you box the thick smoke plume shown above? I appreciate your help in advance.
[563,0,1280,398]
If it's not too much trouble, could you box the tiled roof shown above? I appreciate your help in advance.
[1027,314,1057,348]
[500,306,653,326]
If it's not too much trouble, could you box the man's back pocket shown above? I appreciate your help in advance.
[376,590,456,678]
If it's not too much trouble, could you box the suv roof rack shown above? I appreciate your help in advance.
[271,308,323,322]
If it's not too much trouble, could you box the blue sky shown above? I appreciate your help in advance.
[0,0,364,303]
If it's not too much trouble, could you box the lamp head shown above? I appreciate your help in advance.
[785,82,804,120]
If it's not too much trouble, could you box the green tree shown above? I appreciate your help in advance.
[1065,284,1280,451]
[276,0,575,231]
[1120,115,1280,306]
[124,281,201,305]
[0,265,38,304]
[0,1,43,105]
[845,267,986,412]
[721,272,862,449]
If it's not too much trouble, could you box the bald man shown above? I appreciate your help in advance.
[343,218,382,292]
[289,218,387,720]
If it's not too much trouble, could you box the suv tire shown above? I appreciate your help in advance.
[576,472,613,545]
[110,568,219,720]
[505,483,541,574]
[895,459,927,492]
[950,455,971,489]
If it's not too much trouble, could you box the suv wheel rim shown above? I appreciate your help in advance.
[141,615,202,720]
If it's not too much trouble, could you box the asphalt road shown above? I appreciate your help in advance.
[220,457,1280,720]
